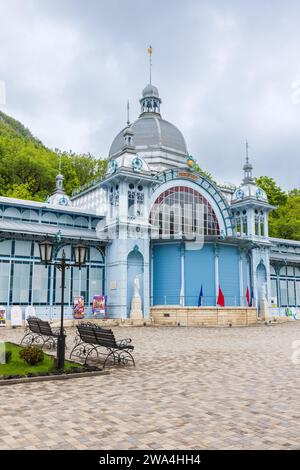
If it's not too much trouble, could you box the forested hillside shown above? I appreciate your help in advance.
[0,111,107,202]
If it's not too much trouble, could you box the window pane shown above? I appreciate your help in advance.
[32,264,48,303]
[12,263,30,303]
[296,281,300,306]
[0,261,10,303]
[288,280,296,306]
[72,267,88,303]
[89,267,104,303]
[15,240,32,257]
[0,240,12,257]
[55,268,71,304]
[271,278,277,303]
[279,280,287,306]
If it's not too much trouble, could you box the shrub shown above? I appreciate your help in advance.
[19,346,44,365]
[5,351,12,363]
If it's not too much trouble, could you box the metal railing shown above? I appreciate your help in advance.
[151,295,256,307]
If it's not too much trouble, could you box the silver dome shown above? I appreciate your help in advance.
[109,83,189,170]
[109,114,188,160]
[142,83,159,98]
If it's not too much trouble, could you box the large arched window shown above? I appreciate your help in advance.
[150,186,220,239]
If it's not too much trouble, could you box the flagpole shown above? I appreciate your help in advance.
[147,45,152,84]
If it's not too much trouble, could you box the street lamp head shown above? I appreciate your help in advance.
[39,239,54,264]
[74,243,87,267]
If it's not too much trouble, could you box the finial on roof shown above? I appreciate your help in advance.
[243,140,254,183]
[245,140,249,164]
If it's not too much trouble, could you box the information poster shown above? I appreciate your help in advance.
[73,296,85,319]
[25,305,36,319]
[11,306,23,327]
[92,295,107,318]
[0,306,6,327]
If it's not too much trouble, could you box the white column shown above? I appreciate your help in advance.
[239,251,244,306]
[214,246,219,305]
[150,249,154,306]
[180,245,185,306]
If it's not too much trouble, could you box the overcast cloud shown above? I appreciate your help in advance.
[0,0,300,189]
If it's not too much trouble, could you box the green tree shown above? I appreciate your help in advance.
[0,111,107,201]
[255,176,287,206]
[272,194,300,240]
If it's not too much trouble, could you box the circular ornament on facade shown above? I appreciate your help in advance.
[256,187,266,200]
[107,160,118,174]
[59,196,69,206]
[132,156,143,171]
[234,188,244,200]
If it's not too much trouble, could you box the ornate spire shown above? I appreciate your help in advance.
[126,100,130,126]
[46,154,71,206]
[243,140,254,183]
[139,46,162,115]
[56,154,64,192]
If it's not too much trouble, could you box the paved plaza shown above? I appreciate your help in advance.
[0,322,300,450]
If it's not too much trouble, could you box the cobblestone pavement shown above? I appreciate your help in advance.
[0,323,300,450]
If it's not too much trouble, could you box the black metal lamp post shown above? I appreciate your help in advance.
[38,239,87,370]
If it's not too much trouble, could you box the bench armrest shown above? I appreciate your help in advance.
[117,338,132,347]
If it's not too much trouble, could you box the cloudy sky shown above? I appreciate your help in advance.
[0,0,299,189]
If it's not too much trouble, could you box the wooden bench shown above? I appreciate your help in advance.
[20,317,62,349]
[70,322,135,368]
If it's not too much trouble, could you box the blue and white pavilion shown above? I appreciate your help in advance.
[0,81,300,323]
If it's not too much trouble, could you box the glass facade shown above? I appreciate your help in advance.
[0,239,105,313]
[271,265,300,307]
[150,186,220,238]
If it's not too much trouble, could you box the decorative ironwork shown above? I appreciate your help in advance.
[20,317,63,350]
[70,322,135,369]
[150,168,234,236]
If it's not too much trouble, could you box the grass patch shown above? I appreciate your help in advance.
[0,342,83,377]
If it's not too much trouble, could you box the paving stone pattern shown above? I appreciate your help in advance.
[0,323,299,450]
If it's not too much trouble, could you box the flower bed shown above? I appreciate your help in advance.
[0,342,97,380]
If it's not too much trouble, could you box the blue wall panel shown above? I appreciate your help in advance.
[219,245,240,306]
[153,244,181,305]
[185,244,215,306]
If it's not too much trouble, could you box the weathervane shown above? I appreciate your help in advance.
[147,45,152,84]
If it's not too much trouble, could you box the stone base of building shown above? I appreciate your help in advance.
[150,306,258,327]
[1,318,152,329]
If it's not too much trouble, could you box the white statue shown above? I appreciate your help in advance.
[260,282,269,321]
[134,275,140,297]
[130,274,143,320]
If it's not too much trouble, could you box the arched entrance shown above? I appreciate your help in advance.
[256,262,267,312]
[150,184,221,306]
[127,250,144,316]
